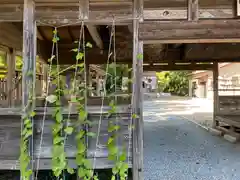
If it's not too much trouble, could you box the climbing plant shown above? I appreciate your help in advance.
[19,58,35,180]
[20,21,137,180]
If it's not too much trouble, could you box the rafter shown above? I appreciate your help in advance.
[86,25,104,50]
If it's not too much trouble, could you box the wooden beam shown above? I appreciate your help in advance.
[143,64,213,71]
[140,19,240,43]
[188,0,199,21]
[67,27,75,42]
[22,0,36,178]
[0,3,235,24]
[86,25,104,50]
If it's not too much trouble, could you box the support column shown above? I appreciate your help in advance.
[22,0,36,178]
[7,48,16,107]
[189,79,193,97]
[132,0,143,179]
[96,74,100,96]
[128,64,132,93]
[213,62,219,127]
[42,63,48,96]
[85,63,90,96]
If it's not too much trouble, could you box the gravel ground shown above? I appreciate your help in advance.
[143,99,240,180]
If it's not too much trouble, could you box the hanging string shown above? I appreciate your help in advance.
[92,20,115,170]
[62,21,84,152]
[35,27,57,180]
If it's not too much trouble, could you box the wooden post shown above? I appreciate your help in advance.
[79,0,89,19]
[236,0,240,16]
[189,79,193,97]
[42,63,48,96]
[86,63,91,96]
[128,64,132,93]
[188,0,199,21]
[7,48,16,107]
[22,0,36,177]
[132,0,143,179]
[213,62,219,127]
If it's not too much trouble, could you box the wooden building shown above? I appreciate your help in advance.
[1,0,240,180]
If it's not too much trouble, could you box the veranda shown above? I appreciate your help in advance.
[1,0,240,180]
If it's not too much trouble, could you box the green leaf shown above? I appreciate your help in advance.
[76,52,84,61]
[108,145,118,155]
[108,125,120,133]
[53,29,58,35]
[86,132,96,137]
[83,159,92,169]
[111,176,116,180]
[132,113,139,119]
[137,53,143,60]
[53,136,64,144]
[64,127,74,135]
[86,42,93,48]
[77,167,86,178]
[77,141,86,154]
[112,166,118,175]
[52,124,63,134]
[76,153,84,165]
[67,167,75,174]
[76,130,85,140]
[56,111,63,123]
[77,63,84,68]
[24,130,33,140]
[108,137,114,145]
[119,152,127,161]
[71,48,78,52]
[79,110,87,121]
[93,175,99,180]
[46,94,57,103]
[30,111,36,117]
[24,118,31,125]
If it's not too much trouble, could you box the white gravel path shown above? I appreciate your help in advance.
[143,98,240,180]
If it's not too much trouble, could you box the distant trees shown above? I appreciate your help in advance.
[156,71,190,96]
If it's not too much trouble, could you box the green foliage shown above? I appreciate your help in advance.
[156,71,190,96]
[19,70,35,180]
[104,64,128,94]
[107,99,128,180]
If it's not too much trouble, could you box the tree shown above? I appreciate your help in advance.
[156,71,190,96]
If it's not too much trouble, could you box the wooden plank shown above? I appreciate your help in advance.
[22,0,36,178]
[188,0,199,21]
[140,19,240,43]
[213,62,219,127]
[143,64,213,71]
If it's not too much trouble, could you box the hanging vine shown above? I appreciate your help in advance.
[45,28,69,178]
[19,49,36,179]
[19,86,35,180]
[32,19,138,180]
[105,24,129,180]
